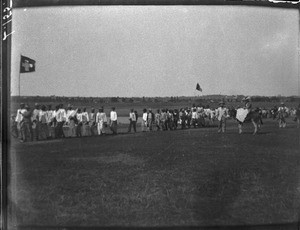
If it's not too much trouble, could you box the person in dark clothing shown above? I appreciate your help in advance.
[128,109,137,133]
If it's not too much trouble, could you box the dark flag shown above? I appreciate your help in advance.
[196,83,202,92]
[20,55,36,73]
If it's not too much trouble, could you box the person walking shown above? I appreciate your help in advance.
[110,107,118,135]
[66,104,77,137]
[76,108,83,137]
[216,101,228,133]
[155,109,161,131]
[31,103,41,141]
[55,104,66,138]
[38,105,48,140]
[19,105,32,142]
[128,109,137,133]
[82,108,90,136]
[278,102,287,128]
[46,105,55,139]
[96,107,108,135]
[147,109,154,131]
[89,108,97,136]
[141,108,148,132]
[15,103,26,141]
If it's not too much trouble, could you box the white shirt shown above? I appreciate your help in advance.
[110,111,117,121]
[82,112,89,122]
[278,106,287,113]
[67,109,78,120]
[39,111,48,123]
[55,109,66,122]
[192,111,198,119]
[46,110,54,123]
[60,109,66,121]
[142,112,148,122]
[96,112,107,123]
[32,109,41,122]
[89,112,96,123]
[129,112,136,121]
[15,109,26,123]
[216,107,228,121]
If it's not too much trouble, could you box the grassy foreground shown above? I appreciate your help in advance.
[7,119,300,228]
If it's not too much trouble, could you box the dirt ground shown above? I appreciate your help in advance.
[6,118,300,229]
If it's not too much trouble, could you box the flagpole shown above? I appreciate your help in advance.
[19,55,21,98]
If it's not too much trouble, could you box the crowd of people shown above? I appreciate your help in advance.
[12,103,119,142]
[11,98,300,142]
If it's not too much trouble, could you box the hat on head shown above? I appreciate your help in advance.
[281,102,285,105]
[219,101,225,105]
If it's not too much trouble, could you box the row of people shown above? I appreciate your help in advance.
[12,102,227,141]
[12,100,300,142]
[13,103,118,142]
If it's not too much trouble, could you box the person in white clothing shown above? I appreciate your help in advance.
[110,107,118,135]
[66,105,77,137]
[141,109,148,132]
[191,108,198,128]
[96,107,107,135]
[32,103,41,141]
[278,102,288,128]
[15,103,26,140]
[55,104,66,138]
[216,101,228,133]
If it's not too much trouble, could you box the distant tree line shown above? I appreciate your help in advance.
[11,95,300,104]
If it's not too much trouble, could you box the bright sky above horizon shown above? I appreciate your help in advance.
[11,5,299,97]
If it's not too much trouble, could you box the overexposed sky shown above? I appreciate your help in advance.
[11,5,299,97]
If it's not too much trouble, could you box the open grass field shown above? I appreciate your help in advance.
[7,118,300,229]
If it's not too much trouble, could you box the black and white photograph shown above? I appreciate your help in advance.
[3,0,300,229]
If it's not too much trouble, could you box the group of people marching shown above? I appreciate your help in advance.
[12,97,300,142]
[13,103,118,142]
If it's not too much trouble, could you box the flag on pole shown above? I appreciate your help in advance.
[196,83,202,92]
[20,55,36,73]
